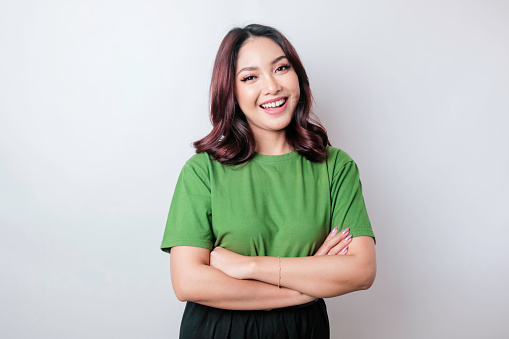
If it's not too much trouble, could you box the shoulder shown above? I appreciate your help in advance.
[324,146,363,182]
[181,151,229,181]
[178,152,215,183]
[326,146,355,168]
[185,152,213,169]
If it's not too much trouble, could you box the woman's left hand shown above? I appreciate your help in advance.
[210,247,251,280]
[313,227,352,256]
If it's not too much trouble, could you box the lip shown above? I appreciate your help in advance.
[259,96,287,106]
[259,96,288,115]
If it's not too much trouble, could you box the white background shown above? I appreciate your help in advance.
[1,1,508,338]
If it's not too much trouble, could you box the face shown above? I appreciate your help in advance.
[235,37,300,140]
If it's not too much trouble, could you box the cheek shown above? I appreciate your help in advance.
[291,85,300,105]
[294,88,301,101]
[236,87,258,108]
[288,74,300,99]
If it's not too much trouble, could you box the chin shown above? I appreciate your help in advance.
[270,119,293,132]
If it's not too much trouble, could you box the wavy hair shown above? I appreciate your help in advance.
[194,24,330,165]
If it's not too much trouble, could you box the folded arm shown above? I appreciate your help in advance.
[210,233,376,299]
[170,246,316,310]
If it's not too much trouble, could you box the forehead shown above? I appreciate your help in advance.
[236,37,285,69]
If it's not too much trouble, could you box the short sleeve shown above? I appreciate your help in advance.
[328,148,376,242]
[160,155,214,253]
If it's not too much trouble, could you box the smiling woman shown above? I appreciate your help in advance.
[161,24,376,339]
[193,24,329,165]
[234,37,300,154]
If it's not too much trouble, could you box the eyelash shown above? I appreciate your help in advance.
[240,64,292,82]
[241,75,256,82]
[276,64,291,72]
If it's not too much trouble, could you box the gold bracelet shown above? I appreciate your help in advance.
[278,256,281,288]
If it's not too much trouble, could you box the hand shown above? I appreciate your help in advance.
[314,227,353,256]
[210,247,251,280]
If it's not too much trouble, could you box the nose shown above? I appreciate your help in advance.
[263,74,281,95]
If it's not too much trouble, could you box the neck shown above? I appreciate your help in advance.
[254,131,292,155]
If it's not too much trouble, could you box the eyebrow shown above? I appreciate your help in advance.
[236,55,288,75]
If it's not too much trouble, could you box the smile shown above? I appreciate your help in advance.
[260,98,287,109]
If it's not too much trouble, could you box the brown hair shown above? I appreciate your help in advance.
[194,24,329,165]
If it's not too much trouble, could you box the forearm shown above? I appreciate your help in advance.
[248,237,376,298]
[251,254,374,298]
[170,247,314,310]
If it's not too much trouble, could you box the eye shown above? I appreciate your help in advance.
[240,75,257,82]
[275,64,291,73]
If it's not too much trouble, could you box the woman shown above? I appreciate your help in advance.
[161,24,376,338]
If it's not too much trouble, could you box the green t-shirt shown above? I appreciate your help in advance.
[161,146,375,257]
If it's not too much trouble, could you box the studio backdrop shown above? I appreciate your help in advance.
[1,1,508,338]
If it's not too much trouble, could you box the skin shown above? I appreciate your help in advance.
[171,229,355,310]
[170,37,377,310]
[210,236,376,299]
[234,37,300,155]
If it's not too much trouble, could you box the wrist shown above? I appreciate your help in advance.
[243,256,257,280]
[248,256,280,286]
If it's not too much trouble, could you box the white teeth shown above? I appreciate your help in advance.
[262,98,286,109]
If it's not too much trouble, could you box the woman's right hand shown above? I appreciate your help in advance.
[313,227,353,256]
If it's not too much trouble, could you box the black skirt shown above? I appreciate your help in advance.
[179,298,329,339]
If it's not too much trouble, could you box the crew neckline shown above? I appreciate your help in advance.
[252,150,299,163]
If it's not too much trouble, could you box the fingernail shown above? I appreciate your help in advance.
[331,227,338,234]
[345,234,353,242]
[341,228,350,235]
[340,246,349,254]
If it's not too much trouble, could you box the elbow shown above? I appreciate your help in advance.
[169,247,212,303]
[171,270,213,303]
[171,275,200,302]
[325,265,376,298]
[173,287,189,302]
[358,262,377,290]
[358,271,376,290]
[173,282,204,303]
[172,281,190,302]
